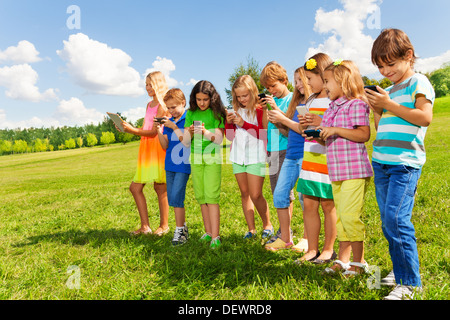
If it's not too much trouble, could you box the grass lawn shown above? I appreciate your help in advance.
[0,97,449,301]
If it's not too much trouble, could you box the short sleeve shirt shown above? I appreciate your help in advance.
[162,111,191,174]
[185,108,225,155]
[322,97,373,181]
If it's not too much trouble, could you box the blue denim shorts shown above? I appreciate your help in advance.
[273,157,303,208]
[166,170,190,208]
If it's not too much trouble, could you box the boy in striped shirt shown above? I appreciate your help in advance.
[366,28,434,300]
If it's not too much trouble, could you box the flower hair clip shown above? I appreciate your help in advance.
[305,58,317,70]
[333,59,343,66]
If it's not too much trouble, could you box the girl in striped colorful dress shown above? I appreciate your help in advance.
[122,71,170,236]
[296,53,337,263]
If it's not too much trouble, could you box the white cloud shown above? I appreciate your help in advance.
[144,56,179,88]
[53,97,104,127]
[57,33,145,97]
[0,108,60,129]
[0,40,42,64]
[306,0,382,75]
[415,50,450,74]
[121,106,146,123]
[0,64,58,102]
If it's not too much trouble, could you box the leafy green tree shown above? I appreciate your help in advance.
[0,140,12,155]
[86,133,98,147]
[65,138,76,149]
[13,140,27,154]
[34,138,49,152]
[76,137,83,148]
[429,64,450,97]
[100,132,115,146]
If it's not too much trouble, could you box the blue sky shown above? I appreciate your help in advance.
[1,0,449,129]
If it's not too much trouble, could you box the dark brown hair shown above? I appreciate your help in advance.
[189,80,226,125]
[371,28,416,66]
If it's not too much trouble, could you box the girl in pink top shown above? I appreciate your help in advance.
[313,60,373,276]
[121,71,170,236]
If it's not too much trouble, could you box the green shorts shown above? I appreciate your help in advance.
[232,162,266,177]
[191,161,222,205]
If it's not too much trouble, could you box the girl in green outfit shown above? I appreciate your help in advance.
[183,80,227,248]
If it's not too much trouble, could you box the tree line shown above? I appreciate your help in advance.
[0,114,141,155]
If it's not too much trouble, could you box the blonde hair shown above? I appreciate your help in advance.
[324,60,367,101]
[286,67,312,119]
[260,61,289,87]
[163,88,186,106]
[232,75,259,117]
[146,71,169,110]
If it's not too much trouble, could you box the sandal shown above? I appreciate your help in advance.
[343,261,369,276]
[153,227,170,236]
[130,228,152,236]
[323,260,351,274]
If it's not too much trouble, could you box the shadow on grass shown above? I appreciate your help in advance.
[13,228,373,298]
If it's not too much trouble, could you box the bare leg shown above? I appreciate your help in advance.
[153,182,169,234]
[129,182,151,233]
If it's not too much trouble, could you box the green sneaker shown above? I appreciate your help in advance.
[210,236,221,249]
[199,233,212,242]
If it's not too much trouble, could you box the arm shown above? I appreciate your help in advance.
[156,123,169,149]
[366,87,433,127]
[318,125,371,143]
[203,127,224,145]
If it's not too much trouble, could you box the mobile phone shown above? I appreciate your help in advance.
[296,105,308,116]
[193,121,202,127]
[364,85,378,93]
[258,93,273,110]
[154,117,165,124]
[304,129,322,138]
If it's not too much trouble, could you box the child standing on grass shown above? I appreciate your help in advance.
[296,53,337,263]
[259,61,293,244]
[312,59,373,276]
[183,80,226,249]
[366,29,434,300]
[156,88,191,246]
[225,75,273,240]
[264,67,311,252]
[121,71,170,236]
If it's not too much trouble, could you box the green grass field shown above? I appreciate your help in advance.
[0,97,449,300]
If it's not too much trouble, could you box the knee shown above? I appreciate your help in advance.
[154,183,167,195]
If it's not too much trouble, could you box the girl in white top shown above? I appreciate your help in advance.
[225,75,274,239]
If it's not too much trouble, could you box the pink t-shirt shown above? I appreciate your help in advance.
[322,97,373,181]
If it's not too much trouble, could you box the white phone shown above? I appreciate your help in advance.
[296,105,308,116]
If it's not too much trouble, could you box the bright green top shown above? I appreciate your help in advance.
[185,108,225,155]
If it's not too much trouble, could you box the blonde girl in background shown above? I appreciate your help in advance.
[225,75,273,240]
[264,67,311,252]
[121,71,170,236]
[296,53,337,263]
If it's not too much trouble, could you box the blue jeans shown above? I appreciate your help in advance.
[273,157,303,209]
[166,171,190,208]
[372,161,422,287]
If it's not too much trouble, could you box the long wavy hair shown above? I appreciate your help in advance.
[189,80,226,125]
[285,67,312,119]
[146,71,169,110]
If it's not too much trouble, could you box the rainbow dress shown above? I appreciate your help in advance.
[133,103,166,184]
[296,97,333,199]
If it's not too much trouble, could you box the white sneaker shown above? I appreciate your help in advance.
[383,285,422,300]
[380,270,396,286]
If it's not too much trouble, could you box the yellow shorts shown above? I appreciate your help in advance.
[331,178,370,242]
